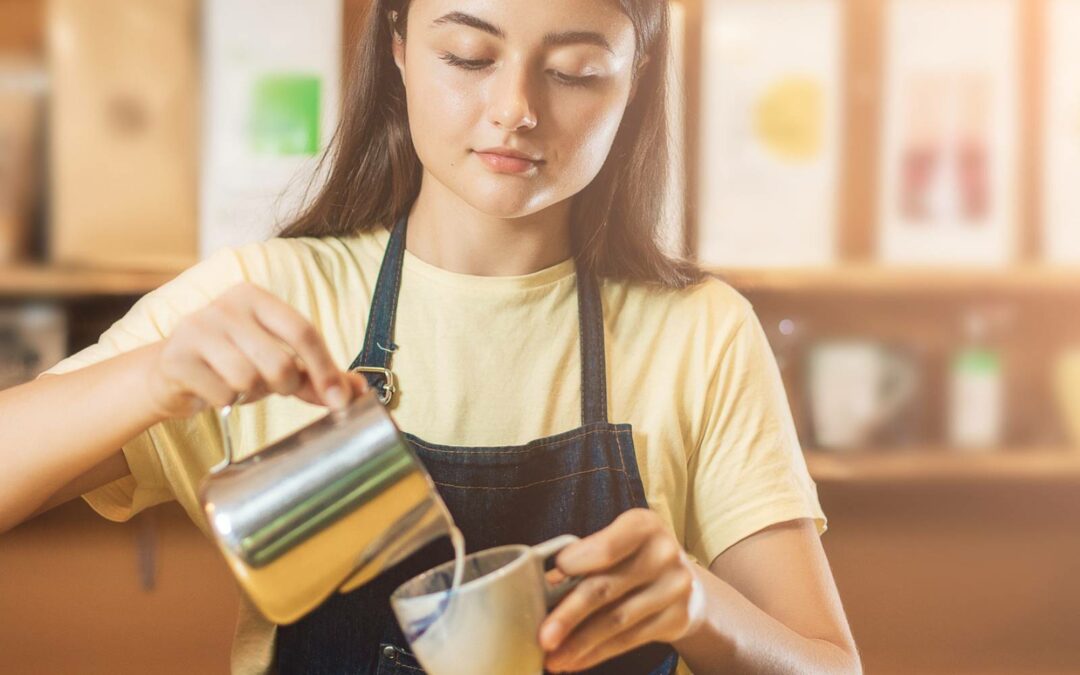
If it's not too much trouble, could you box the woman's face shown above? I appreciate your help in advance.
[392,0,640,218]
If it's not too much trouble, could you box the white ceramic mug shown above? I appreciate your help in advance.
[808,340,918,450]
[390,535,580,675]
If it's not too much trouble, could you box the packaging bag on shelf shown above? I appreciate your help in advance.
[0,303,66,390]
[48,0,199,271]
[0,60,46,265]
[200,0,343,258]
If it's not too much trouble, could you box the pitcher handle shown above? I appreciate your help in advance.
[531,535,582,609]
[210,392,248,474]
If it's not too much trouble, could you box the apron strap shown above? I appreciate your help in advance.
[348,212,409,400]
[575,265,609,426]
[350,212,610,425]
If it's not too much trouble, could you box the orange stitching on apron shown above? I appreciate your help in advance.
[409,427,613,455]
[613,429,636,498]
[434,466,626,491]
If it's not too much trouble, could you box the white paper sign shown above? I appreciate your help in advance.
[878,0,1019,266]
[1043,0,1080,264]
[696,0,842,268]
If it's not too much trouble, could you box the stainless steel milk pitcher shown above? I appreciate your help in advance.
[197,384,452,625]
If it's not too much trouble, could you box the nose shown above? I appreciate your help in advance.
[488,61,538,131]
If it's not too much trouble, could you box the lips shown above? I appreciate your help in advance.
[475,146,542,161]
[473,148,543,174]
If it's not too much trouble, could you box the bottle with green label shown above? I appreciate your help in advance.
[947,310,1005,450]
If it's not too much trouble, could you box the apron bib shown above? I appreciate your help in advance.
[275,214,678,675]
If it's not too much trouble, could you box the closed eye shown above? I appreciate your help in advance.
[439,52,492,71]
[548,70,595,88]
[439,52,596,88]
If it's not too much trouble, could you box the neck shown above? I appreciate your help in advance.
[404,172,573,277]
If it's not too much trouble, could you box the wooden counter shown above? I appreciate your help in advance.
[0,500,237,675]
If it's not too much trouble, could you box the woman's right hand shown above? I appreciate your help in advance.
[144,282,368,420]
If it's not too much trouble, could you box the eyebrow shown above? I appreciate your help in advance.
[431,11,614,53]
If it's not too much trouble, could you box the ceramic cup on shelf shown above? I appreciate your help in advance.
[807,339,920,451]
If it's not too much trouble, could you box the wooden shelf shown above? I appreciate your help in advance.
[710,265,1080,295]
[0,265,181,298]
[805,448,1080,484]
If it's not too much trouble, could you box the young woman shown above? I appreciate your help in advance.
[1,0,859,673]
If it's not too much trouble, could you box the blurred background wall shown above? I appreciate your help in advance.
[1,0,1079,673]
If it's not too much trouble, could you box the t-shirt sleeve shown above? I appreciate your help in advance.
[37,246,254,522]
[684,301,826,567]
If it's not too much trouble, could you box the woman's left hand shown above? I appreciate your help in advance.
[539,508,707,672]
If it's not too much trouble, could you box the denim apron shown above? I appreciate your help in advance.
[275,214,679,675]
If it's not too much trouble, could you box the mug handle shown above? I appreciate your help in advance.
[867,350,918,432]
[531,534,582,609]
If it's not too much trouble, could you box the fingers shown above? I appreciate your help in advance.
[152,282,369,419]
[236,285,349,408]
[194,319,264,397]
[545,566,693,672]
[545,567,569,587]
[292,371,369,409]
[291,378,327,407]
[547,603,676,673]
[171,351,242,409]
[343,371,371,397]
[189,305,301,408]
[217,311,304,397]
[540,529,671,651]
[554,509,660,577]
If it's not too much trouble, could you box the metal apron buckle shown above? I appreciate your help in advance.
[350,366,396,405]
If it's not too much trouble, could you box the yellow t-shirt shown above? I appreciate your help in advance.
[42,226,826,675]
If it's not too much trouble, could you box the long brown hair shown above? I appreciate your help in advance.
[277,0,703,289]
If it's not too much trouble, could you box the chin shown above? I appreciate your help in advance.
[459,180,553,220]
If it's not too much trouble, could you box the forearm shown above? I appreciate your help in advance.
[673,563,861,675]
[0,342,166,532]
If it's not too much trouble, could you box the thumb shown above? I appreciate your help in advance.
[344,371,371,398]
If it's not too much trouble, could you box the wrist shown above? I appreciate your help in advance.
[132,341,178,425]
[670,563,743,675]
[674,563,713,646]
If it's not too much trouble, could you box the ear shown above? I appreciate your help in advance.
[389,11,405,74]
[392,35,405,73]
[628,55,651,102]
